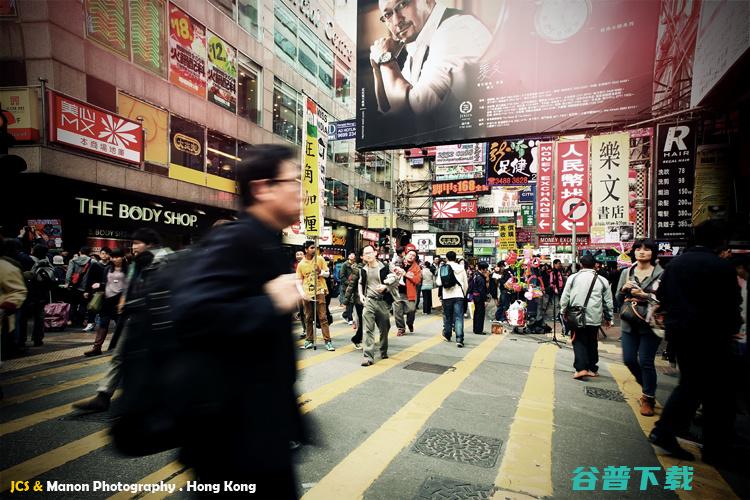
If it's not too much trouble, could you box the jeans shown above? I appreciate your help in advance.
[472,297,486,333]
[344,302,354,322]
[495,293,510,321]
[422,288,433,314]
[621,325,661,397]
[572,325,599,373]
[442,298,464,343]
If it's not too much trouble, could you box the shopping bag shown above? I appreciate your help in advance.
[44,302,70,331]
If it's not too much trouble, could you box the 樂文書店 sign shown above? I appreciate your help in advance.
[48,90,143,165]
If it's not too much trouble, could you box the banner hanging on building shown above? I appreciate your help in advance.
[591,133,629,225]
[207,31,237,112]
[537,142,554,233]
[356,0,660,150]
[431,178,490,197]
[477,187,520,216]
[48,89,143,165]
[486,138,539,186]
[168,4,207,98]
[655,122,696,240]
[301,97,323,236]
[432,199,478,219]
[555,140,590,234]
[130,0,167,77]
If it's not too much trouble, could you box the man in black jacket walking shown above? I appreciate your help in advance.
[172,145,304,499]
[649,221,743,463]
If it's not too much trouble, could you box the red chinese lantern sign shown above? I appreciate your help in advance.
[48,90,143,165]
[555,140,590,234]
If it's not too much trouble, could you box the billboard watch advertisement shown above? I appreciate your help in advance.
[356,0,660,150]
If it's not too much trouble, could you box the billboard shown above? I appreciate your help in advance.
[486,138,539,186]
[207,31,237,112]
[591,132,629,225]
[655,122,695,241]
[431,178,490,197]
[85,0,130,58]
[117,92,168,165]
[436,232,463,256]
[432,199,477,219]
[130,0,167,77]
[168,3,206,98]
[356,0,660,150]
[0,88,39,141]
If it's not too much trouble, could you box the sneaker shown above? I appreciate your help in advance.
[457,342,464,348]
[300,341,314,350]
[83,323,95,332]
[396,328,406,337]
[72,392,111,412]
[347,320,354,325]
[325,341,335,351]
[361,359,374,367]
[354,343,362,350]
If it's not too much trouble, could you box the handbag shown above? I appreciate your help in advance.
[87,291,105,313]
[564,272,598,331]
[620,299,649,327]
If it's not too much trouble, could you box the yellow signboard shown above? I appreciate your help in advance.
[367,214,397,229]
[117,92,168,165]
[302,97,321,236]
[0,88,39,141]
[497,223,517,250]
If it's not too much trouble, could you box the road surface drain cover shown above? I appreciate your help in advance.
[584,387,625,402]
[60,412,114,423]
[414,476,493,500]
[412,428,502,467]
[404,362,453,375]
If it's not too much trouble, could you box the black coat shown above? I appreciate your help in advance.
[171,214,301,473]
[657,246,741,346]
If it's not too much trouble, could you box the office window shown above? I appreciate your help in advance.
[209,0,237,21]
[238,54,261,124]
[238,0,260,38]
[237,140,254,160]
[206,131,237,180]
[273,77,301,144]
[297,24,318,82]
[334,62,351,105]
[325,179,349,209]
[274,2,297,63]
[318,41,334,95]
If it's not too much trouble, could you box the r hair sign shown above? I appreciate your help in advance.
[75,197,199,227]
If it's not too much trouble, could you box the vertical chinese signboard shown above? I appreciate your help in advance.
[169,4,206,98]
[555,140,590,234]
[130,0,167,77]
[591,133,629,225]
[655,122,696,240]
[302,97,322,236]
[0,88,39,141]
[85,0,130,58]
[48,90,143,165]
[537,142,554,233]
[207,31,237,112]
[497,223,517,250]
[486,138,539,186]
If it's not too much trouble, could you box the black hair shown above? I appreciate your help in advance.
[32,244,48,259]
[100,247,112,255]
[236,144,296,207]
[304,240,315,250]
[478,262,489,270]
[396,246,404,255]
[629,238,658,265]
[130,228,161,246]
[693,220,728,251]
[553,259,561,265]
[579,254,595,269]
[446,251,457,261]
[79,246,91,255]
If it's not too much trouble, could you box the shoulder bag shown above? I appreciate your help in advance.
[620,267,650,328]
[564,273,598,331]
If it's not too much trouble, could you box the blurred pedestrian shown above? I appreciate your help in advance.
[84,248,128,356]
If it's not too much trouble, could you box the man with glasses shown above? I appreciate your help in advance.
[369,0,491,126]
[297,240,335,351]
[358,244,399,366]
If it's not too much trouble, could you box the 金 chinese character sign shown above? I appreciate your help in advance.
[537,142,554,233]
[497,223,517,250]
[48,90,143,165]
[432,199,478,219]
[431,178,490,197]
[655,122,696,240]
[302,97,323,236]
[555,140,590,234]
[592,133,629,225]
[486,138,539,186]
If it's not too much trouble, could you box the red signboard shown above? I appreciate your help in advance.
[555,140,590,234]
[169,4,207,98]
[48,90,143,165]
[432,199,478,219]
[537,141,554,234]
[432,178,491,197]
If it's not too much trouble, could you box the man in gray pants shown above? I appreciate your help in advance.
[358,244,398,366]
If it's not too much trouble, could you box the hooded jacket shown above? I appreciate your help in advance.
[436,261,468,300]
[65,254,92,290]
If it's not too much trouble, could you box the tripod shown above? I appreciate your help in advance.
[537,292,563,348]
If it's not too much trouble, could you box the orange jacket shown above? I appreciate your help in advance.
[403,261,422,301]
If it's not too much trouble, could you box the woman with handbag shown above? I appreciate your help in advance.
[616,239,664,417]
[84,248,128,356]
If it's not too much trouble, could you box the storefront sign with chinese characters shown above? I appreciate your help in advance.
[432,199,478,219]
[301,97,322,236]
[477,187,520,216]
[436,232,464,256]
[0,88,39,141]
[591,133,629,224]
[655,122,696,240]
[48,90,143,165]
[497,223,517,250]
[486,138,539,186]
[555,140,590,234]
[413,233,436,252]
[537,142,554,233]
[432,178,490,197]
[521,204,535,227]
[169,4,207,98]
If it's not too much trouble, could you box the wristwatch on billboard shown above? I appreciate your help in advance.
[376,51,394,65]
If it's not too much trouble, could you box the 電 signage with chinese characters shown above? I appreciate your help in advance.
[591,133,629,225]
[555,140,590,234]
[48,90,143,165]
[655,123,696,240]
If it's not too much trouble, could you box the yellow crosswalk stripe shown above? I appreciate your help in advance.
[107,461,187,500]
[302,333,506,500]
[493,344,558,498]
[1,356,111,386]
[608,363,740,500]
[0,373,103,407]
[0,429,109,492]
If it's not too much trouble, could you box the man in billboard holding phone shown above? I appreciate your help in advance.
[369,0,491,132]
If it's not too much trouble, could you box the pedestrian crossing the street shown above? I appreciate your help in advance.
[0,313,745,499]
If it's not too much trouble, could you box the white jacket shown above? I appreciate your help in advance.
[436,261,468,299]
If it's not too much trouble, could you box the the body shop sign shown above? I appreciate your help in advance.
[75,197,199,227]
[48,90,143,165]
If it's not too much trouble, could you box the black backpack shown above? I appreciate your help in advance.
[439,263,458,289]
[31,260,58,291]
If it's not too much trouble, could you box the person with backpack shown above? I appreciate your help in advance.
[83,248,128,357]
[436,251,469,347]
[560,254,614,380]
[65,246,93,328]
[358,244,399,366]
[26,244,57,347]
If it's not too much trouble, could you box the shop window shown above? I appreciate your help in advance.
[209,0,237,21]
[273,77,301,144]
[318,41,334,95]
[238,54,261,124]
[86,75,117,112]
[334,62,351,105]
[207,130,238,180]
[274,2,297,64]
[237,140,254,161]
[325,179,349,210]
[238,0,260,39]
[170,115,205,173]
[298,24,318,83]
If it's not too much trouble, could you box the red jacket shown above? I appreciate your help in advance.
[403,261,422,301]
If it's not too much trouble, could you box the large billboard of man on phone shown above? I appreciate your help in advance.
[357,0,660,151]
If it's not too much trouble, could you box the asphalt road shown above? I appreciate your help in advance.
[1,306,748,499]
